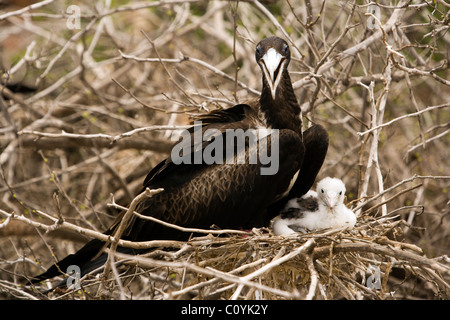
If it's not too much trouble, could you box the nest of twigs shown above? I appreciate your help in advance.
[23,212,446,301]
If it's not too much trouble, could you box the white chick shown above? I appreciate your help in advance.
[272,177,356,235]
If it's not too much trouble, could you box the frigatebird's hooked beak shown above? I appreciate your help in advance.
[259,48,287,100]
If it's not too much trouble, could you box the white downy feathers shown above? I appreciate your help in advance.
[272,177,356,235]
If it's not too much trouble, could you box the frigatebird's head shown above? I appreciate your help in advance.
[255,36,291,100]
[317,177,346,214]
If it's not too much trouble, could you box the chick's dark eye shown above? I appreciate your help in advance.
[321,189,324,193]
[339,191,342,195]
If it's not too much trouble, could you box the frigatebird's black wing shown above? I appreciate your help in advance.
[141,103,252,188]
[119,102,304,242]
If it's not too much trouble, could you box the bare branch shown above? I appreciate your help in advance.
[357,103,449,137]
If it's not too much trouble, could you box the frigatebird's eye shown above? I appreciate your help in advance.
[282,44,289,55]
[256,45,262,56]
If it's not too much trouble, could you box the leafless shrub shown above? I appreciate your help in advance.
[0,0,448,300]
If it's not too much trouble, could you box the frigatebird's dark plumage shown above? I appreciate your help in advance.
[31,36,328,285]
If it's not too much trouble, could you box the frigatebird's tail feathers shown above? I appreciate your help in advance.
[31,238,138,287]
[30,238,106,284]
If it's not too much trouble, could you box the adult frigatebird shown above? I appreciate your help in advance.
[31,36,328,285]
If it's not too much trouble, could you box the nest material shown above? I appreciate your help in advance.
[34,213,449,300]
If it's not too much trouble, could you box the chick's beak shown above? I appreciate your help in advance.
[259,48,286,100]
[326,194,338,214]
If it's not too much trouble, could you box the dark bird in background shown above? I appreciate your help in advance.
[31,36,328,285]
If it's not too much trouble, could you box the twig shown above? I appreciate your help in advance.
[356,78,387,216]
[394,62,450,86]
[119,51,259,95]
[292,0,410,90]
[407,128,450,154]
[0,280,39,300]
[305,254,319,300]
[354,175,450,212]
[0,212,12,229]
[169,258,268,299]
[0,0,54,20]
[18,124,190,145]
[313,241,450,277]
[357,103,449,136]
[115,251,300,299]
[231,239,315,299]
[112,78,174,113]
[101,188,164,282]
[252,0,296,57]
[362,183,423,216]
[0,208,185,250]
